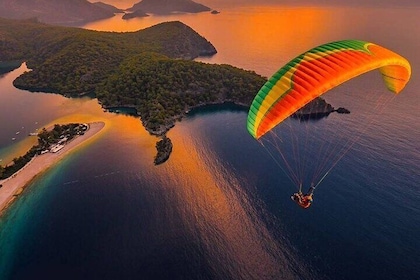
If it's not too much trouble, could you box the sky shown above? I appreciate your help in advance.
[97,0,420,10]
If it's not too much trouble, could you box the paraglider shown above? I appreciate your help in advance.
[291,185,315,209]
[247,40,411,208]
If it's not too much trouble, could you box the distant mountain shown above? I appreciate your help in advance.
[92,1,124,14]
[0,0,117,26]
[128,0,211,15]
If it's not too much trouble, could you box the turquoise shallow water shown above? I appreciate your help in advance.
[1,4,420,280]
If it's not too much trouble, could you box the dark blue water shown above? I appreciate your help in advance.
[0,74,419,280]
[1,4,420,280]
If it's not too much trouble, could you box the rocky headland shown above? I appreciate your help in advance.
[154,136,173,165]
[292,97,350,120]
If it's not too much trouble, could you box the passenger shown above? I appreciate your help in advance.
[291,191,313,209]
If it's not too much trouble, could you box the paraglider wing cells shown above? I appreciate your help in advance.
[247,40,411,139]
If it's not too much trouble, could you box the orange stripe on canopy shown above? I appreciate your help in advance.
[247,40,411,139]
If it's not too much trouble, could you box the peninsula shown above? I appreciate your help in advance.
[0,122,105,216]
[0,18,266,163]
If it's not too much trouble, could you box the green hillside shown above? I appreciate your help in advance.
[0,17,266,135]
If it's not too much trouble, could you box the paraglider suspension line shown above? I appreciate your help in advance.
[260,140,300,190]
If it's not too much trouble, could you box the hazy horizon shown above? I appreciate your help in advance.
[95,0,420,10]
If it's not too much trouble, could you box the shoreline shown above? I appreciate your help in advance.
[0,121,105,217]
[143,101,250,136]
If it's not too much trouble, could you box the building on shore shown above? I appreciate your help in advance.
[50,144,64,153]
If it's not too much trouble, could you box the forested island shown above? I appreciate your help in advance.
[127,0,211,15]
[122,10,150,20]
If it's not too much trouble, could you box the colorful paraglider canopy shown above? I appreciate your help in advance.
[247,40,411,139]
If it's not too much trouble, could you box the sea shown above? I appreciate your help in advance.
[0,4,419,280]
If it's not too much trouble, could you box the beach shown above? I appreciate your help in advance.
[0,121,105,216]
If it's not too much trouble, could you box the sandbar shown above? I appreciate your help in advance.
[0,121,105,216]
